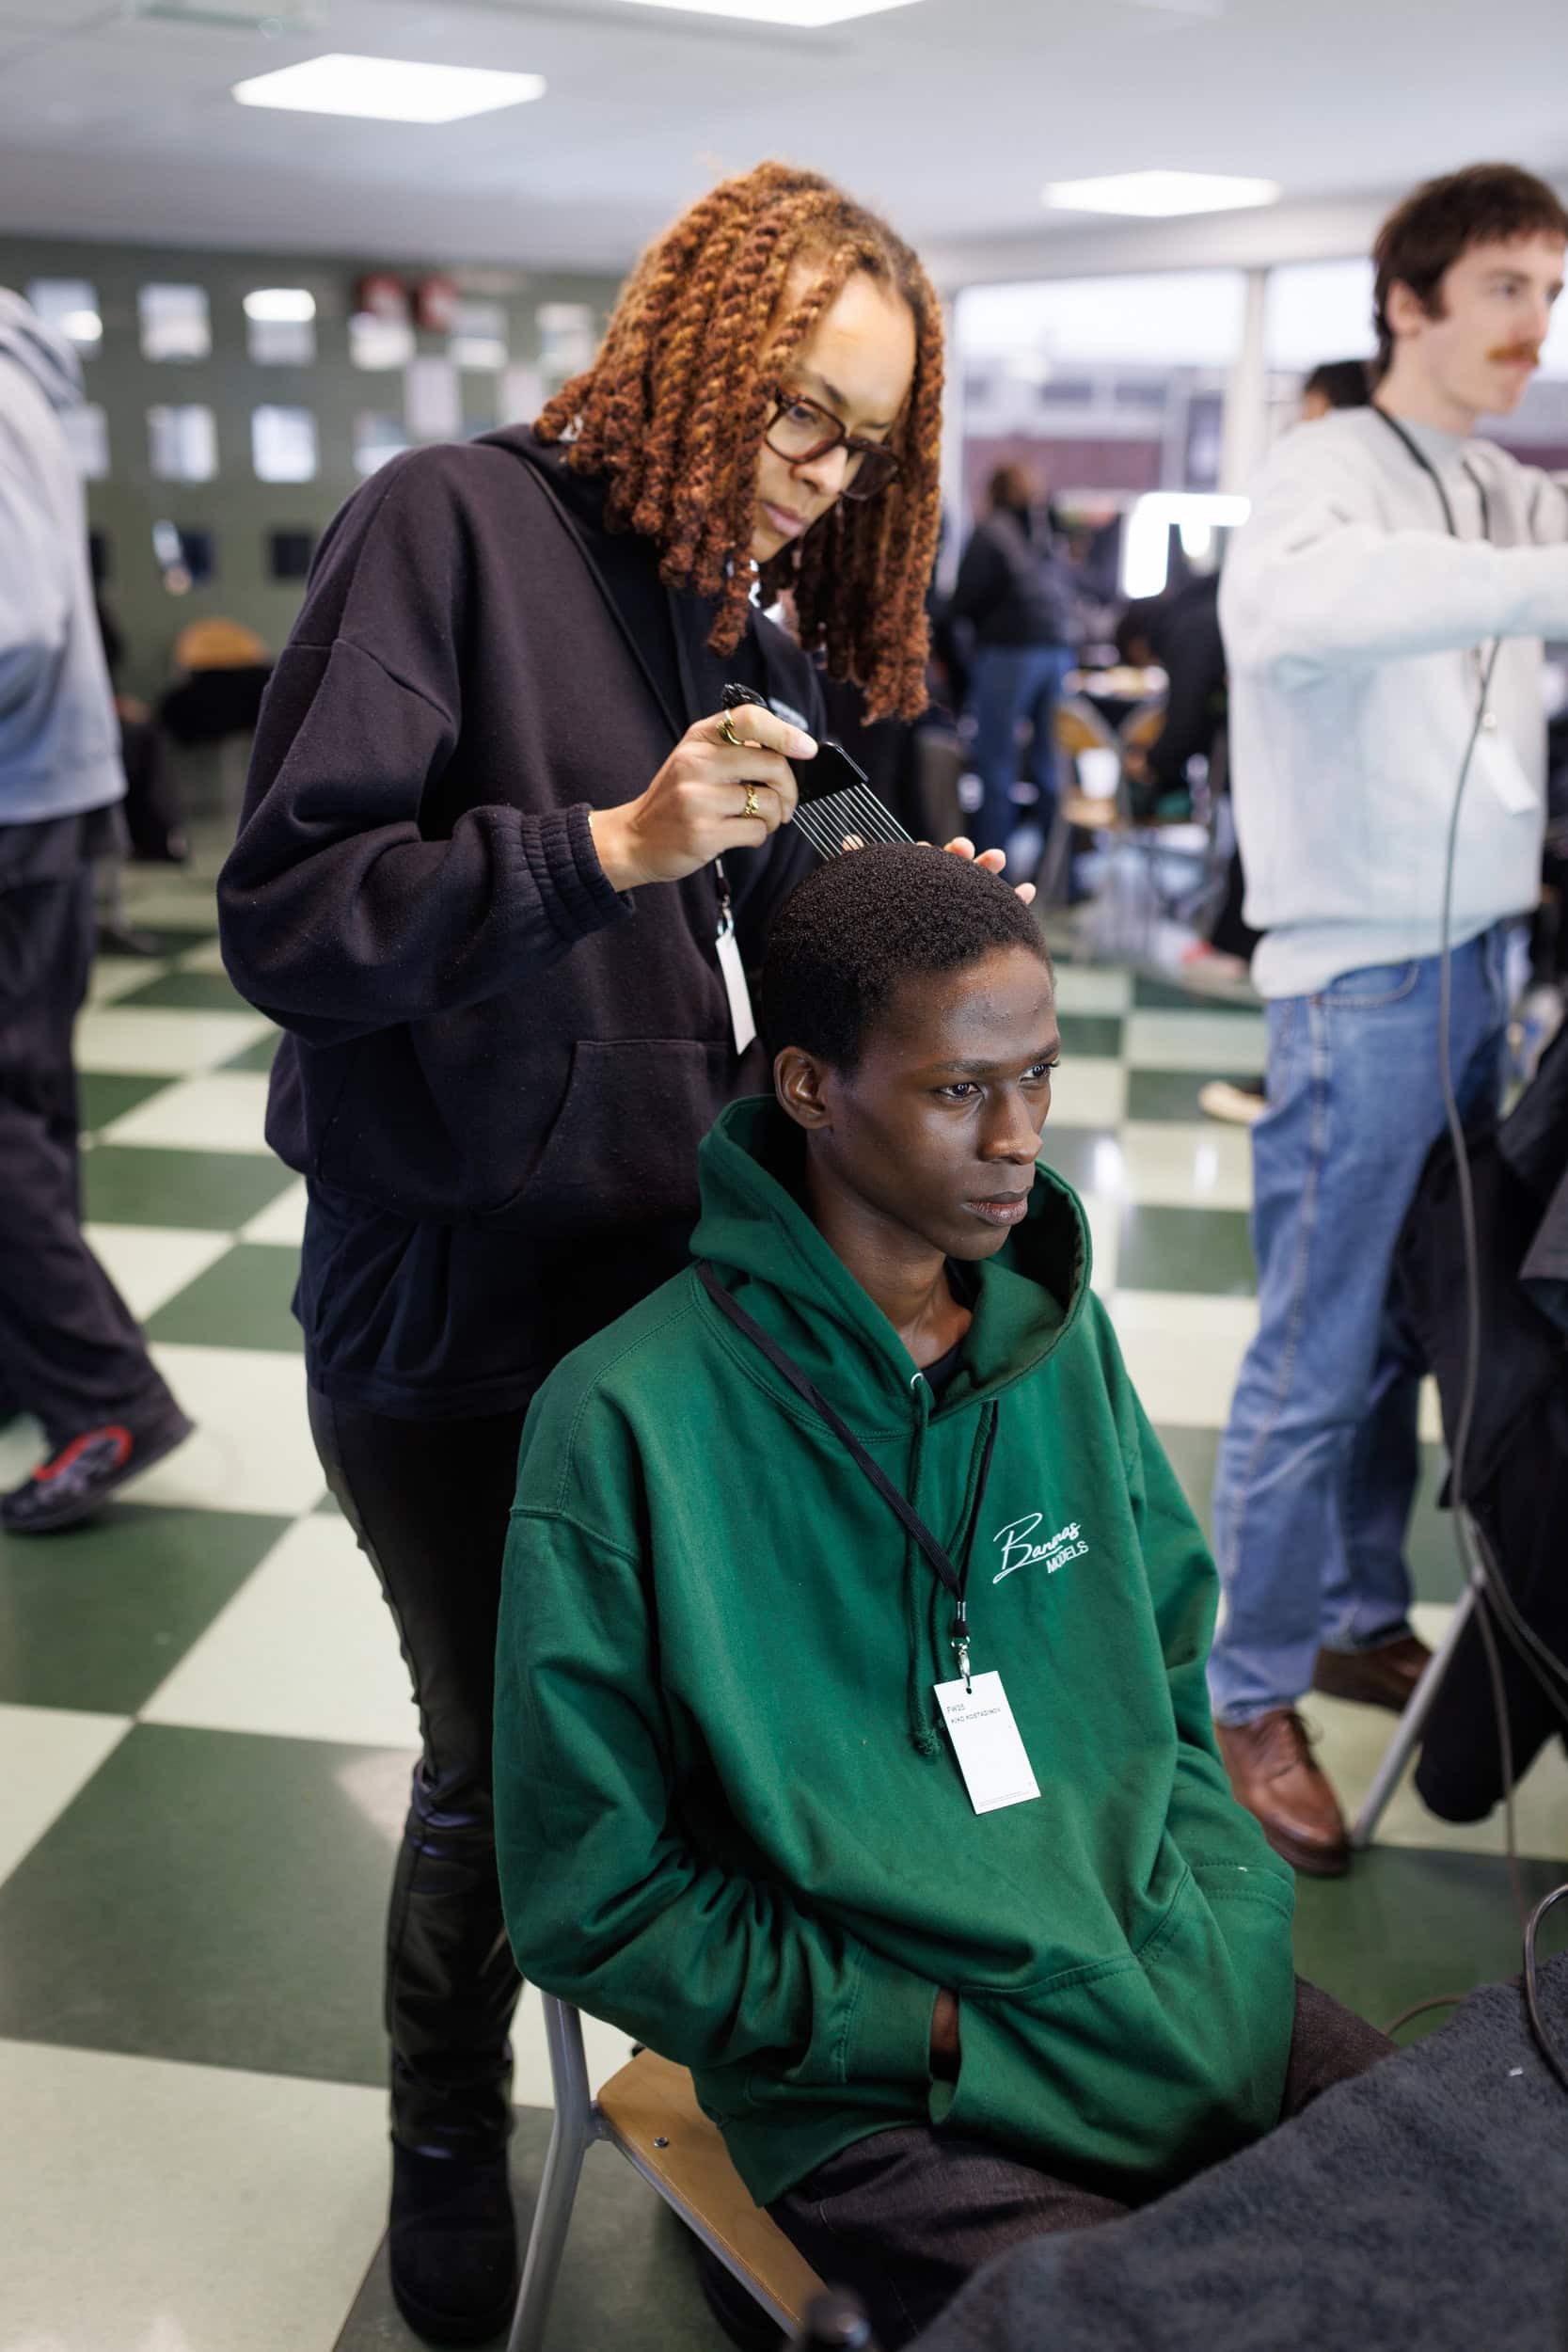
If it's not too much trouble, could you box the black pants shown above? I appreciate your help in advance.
[1209,843,1261,965]
[769,1979,1395,2349]
[0,855,173,1440]
[309,1390,528,2160]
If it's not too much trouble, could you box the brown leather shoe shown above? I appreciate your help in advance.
[1215,1710,1349,1877]
[1311,1630,1433,1714]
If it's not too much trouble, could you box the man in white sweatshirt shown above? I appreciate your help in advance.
[1210,164,1568,1874]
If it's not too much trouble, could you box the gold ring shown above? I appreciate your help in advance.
[720,713,745,747]
[744,783,760,820]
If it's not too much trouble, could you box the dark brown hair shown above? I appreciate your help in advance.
[1302,358,1371,410]
[988,462,1039,513]
[1372,163,1568,376]
[534,162,943,721]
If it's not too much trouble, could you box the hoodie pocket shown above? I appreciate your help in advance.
[482,1035,732,1232]
[939,1863,1295,2191]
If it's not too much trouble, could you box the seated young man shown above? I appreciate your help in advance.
[494,845,1390,2347]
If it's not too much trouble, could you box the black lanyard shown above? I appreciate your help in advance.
[1372,404,1492,542]
[697,1260,998,1686]
[523,453,739,937]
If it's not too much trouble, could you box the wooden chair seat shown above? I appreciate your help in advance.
[597,2049,825,2326]
[1060,790,1125,833]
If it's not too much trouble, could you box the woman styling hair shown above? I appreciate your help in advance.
[218,162,992,2346]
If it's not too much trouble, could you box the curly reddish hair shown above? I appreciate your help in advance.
[535,162,944,721]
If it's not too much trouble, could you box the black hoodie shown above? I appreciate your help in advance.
[218,427,820,1415]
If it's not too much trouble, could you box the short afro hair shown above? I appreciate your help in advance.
[761,842,1051,1072]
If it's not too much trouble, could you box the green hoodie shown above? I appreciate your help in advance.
[495,1097,1296,2208]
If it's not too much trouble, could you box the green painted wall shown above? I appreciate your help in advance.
[0,235,624,704]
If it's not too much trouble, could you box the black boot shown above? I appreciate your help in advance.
[389,2145,520,2347]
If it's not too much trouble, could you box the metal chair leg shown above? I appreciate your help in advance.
[507,1998,598,2352]
[1350,1578,1479,1850]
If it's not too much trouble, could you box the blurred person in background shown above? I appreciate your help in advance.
[219,165,1026,2347]
[0,288,192,1534]
[1208,165,1568,1875]
[952,462,1077,856]
[1299,356,1373,421]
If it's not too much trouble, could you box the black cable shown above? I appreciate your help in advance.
[1381,1992,1466,2039]
[1469,1565,1527,1931]
[1435,642,1500,1535]
[1432,637,1568,2090]
[1523,1886,1568,2096]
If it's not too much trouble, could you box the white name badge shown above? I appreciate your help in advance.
[933,1672,1041,1816]
[1473,727,1540,818]
[716,923,757,1056]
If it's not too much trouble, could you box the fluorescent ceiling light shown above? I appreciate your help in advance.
[232,54,546,123]
[244,288,317,323]
[619,0,921,25]
[1044,171,1280,217]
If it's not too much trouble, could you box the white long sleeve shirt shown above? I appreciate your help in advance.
[1219,405,1568,998]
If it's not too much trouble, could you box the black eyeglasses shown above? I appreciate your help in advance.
[765,387,902,502]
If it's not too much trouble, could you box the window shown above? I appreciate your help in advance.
[140,284,212,362]
[152,520,215,593]
[245,287,317,365]
[956,271,1247,509]
[404,357,460,441]
[149,405,217,482]
[251,405,319,483]
[354,412,410,475]
[60,404,109,480]
[451,298,507,372]
[501,361,544,424]
[26,278,101,357]
[267,528,317,581]
[1262,260,1375,376]
[535,301,594,383]
[350,310,415,371]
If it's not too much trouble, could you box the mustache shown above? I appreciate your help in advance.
[1488,344,1542,366]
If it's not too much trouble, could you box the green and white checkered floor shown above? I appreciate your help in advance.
[2,832,1564,2352]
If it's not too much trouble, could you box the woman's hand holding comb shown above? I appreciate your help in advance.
[587,703,816,892]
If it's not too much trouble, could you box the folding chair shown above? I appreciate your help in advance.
[1033,695,1125,906]
[1117,698,1225,946]
[508,1994,826,2352]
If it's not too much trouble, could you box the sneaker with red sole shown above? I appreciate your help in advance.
[1,1406,195,1534]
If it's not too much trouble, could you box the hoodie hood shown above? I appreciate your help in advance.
[0,290,85,413]
[691,1094,1091,1427]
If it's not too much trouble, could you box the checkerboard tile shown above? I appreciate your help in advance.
[2,841,1561,2350]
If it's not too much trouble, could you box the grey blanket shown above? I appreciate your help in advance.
[911,1957,1568,2352]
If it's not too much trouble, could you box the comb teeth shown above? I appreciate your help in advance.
[791,784,913,861]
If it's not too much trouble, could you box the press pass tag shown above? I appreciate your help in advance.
[1474,728,1539,818]
[716,921,757,1056]
[933,1673,1040,1816]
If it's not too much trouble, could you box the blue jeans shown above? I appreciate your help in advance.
[1208,928,1509,1725]
[969,644,1073,856]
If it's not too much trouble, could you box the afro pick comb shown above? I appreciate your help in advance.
[722,681,913,862]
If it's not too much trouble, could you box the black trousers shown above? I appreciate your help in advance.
[0,856,173,1441]
[309,1390,528,2160]
[769,1979,1395,2350]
